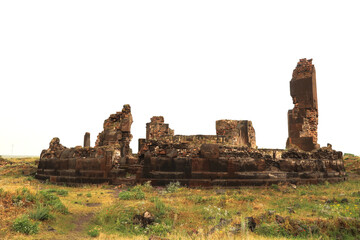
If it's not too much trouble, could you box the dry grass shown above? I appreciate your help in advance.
[0,156,359,239]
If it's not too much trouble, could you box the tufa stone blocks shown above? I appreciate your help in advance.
[287,58,319,151]
[216,120,256,148]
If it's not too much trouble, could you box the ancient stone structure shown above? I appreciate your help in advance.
[36,59,346,186]
[83,132,90,147]
[146,116,174,141]
[216,120,256,148]
[138,117,344,186]
[36,105,140,184]
[287,58,319,152]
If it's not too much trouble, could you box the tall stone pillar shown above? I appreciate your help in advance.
[286,58,320,151]
[84,132,90,147]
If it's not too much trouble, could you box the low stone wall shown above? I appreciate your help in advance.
[36,146,140,184]
[139,142,346,186]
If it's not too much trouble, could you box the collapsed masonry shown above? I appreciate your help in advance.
[36,105,140,184]
[36,59,346,186]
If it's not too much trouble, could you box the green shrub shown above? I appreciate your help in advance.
[141,181,153,191]
[165,181,181,193]
[56,189,68,196]
[119,186,145,200]
[29,206,53,221]
[42,189,68,196]
[53,201,69,214]
[154,197,166,218]
[255,222,289,237]
[87,227,100,237]
[148,223,171,236]
[38,190,69,214]
[12,188,37,206]
[12,216,39,235]
[86,193,92,197]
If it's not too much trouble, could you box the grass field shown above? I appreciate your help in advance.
[0,154,359,240]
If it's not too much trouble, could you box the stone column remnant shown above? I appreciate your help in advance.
[84,132,90,147]
[216,120,256,148]
[286,58,320,151]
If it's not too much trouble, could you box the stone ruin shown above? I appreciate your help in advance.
[287,58,319,152]
[36,59,346,186]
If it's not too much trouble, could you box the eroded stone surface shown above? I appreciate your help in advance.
[84,132,90,148]
[216,120,256,148]
[287,58,319,151]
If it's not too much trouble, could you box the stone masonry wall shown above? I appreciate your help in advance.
[287,59,319,151]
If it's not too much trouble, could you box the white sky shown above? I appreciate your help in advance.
[0,1,359,156]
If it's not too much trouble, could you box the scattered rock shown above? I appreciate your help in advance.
[326,198,336,204]
[207,218,232,235]
[215,189,226,195]
[47,226,56,232]
[275,215,285,224]
[290,183,297,189]
[323,205,331,210]
[287,207,295,214]
[86,203,101,207]
[246,217,256,232]
[133,211,155,227]
[267,210,275,216]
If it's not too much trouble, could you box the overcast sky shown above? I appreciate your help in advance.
[1,1,359,156]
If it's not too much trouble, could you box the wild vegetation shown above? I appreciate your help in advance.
[0,155,359,239]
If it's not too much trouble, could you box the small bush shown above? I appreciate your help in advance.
[56,189,68,196]
[142,181,153,191]
[29,206,53,221]
[87,227,100,237]
[154,197,166,218]
[148,223,171,236]
[119,186,145,200]
[38,190,69,214]
[86,193,92,197]
[53,201,69,214]
[255,222,289,237]
[165,181,180,193]
[42,189,68,196]
[12,216,39,235]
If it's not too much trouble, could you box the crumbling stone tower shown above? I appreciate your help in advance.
[96,104,133,160]
[286,59,320,151]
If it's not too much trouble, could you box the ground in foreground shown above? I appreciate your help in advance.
[0,155,359,240]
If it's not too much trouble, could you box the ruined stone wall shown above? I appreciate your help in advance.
[287,59,319,151]
[37,138,126,183]
[140,141,345,186]
[146,116,174,141]
[142,117,257,149]
[96,104,133,160]
[216,120,256,148]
